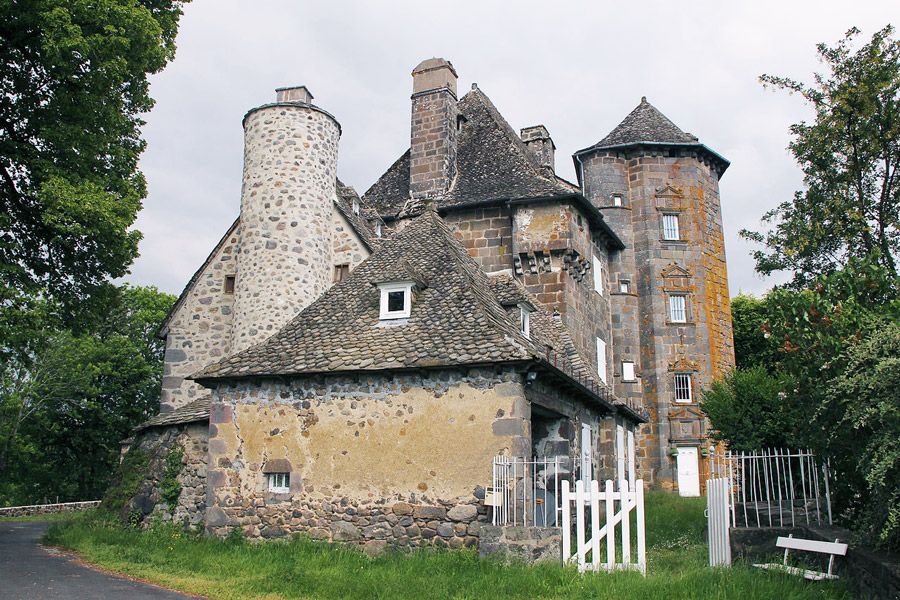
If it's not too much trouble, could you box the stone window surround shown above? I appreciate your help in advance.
[378,281,413,320]
[666,292,692,324]
[673,373,693,404]
[661,212,682,241]
[621,360,637,382]
[224,275,235,294]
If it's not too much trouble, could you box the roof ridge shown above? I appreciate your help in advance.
[588,97,699,150]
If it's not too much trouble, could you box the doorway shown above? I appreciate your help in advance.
[676,447,700,497]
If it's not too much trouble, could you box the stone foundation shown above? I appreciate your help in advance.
[478,526,561,564]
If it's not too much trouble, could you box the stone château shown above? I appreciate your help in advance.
[124,58,734,548]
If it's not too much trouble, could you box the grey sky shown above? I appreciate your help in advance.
[127,0,896,297]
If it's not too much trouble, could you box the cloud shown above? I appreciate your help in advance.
[127,0,895,297]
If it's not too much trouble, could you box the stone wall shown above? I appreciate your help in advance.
[0,501,101,518]
[332,208,370,273]
[160,224,238,413]
[478,525,561,564]
[124,423,208,527]
[204,367,530,547]
[232,101,340,353]
[444,206,514,274]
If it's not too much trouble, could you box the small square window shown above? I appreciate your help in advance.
[267,472,290,493]
[619,279,630,294]
[674,374,692,403]
[669,295,687,323]
[662,214,680,240]
[612,194,623,207]
[622,361,636,382]
[333,264,350,283]
[379,282,412,320]
[224,275,235,294]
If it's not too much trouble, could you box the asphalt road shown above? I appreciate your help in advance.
[0,520,199,600]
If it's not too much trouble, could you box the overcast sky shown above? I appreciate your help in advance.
[126,1,895,297]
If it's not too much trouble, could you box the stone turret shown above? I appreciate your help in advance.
[409,58,458,202]
[231,86,341,353]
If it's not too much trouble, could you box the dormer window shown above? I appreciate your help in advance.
[375,222,383,238]
[352,198,360,215]
[518,303,531,339]
[378,282,413,320]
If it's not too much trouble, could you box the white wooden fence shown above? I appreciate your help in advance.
[561,479,646,575]
[707,477,732,566]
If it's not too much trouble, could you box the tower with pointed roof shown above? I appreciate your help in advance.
[574,97,735,491]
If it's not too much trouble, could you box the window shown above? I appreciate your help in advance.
[267,472,290,493]
[612,193,623,207]
[619,279,630,294]
[592,255,603,295]
[378,282,412,320]
[669,294,687,323]
[622,361,636,382]
[662,214,680,240]
[674,373,693,403]
[333,263,350,283]
[519,304,531,339]
[352,198,360,215]
[596,337,607,384]
[375,222,383,238]
[224,275,235,294]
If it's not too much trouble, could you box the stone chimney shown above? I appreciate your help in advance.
[409,58,458,201]
[520,125,555,174]
[275,85,314,103]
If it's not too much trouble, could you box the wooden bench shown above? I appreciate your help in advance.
[753,534,848,581]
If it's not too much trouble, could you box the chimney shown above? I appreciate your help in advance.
[275,85,314,104]
[409,58,458,202]
[520,125,555,174]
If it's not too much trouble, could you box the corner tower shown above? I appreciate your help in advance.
[574,97,734,494]
[232,86,341,353]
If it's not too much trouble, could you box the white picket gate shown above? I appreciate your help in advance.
[561,479,646,575]
[707,477,732,566]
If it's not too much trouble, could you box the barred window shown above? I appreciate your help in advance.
[674,374,693,403]
[669,295,687,323]
[662,214,680,240]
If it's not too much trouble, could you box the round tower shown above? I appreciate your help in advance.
[232,86,341,353]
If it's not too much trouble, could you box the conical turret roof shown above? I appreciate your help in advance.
[593,97,698,148]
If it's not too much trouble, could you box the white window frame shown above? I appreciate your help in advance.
[596,337,607,384]
[612,193,623,207]
[674,373,693,403]
[622,361,636,382]
[267,472,290,493]
[378,282,413,320]
[352,198,360,215]
[518,304,531,339]
[669,294,687,323]
[619,279,630,294]
[375,222,383,238]
[592,255,603,295]
[662,213,680,240]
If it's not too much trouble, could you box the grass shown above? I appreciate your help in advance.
[42,493,850,600]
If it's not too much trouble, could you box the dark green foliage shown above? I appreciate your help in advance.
[160,447,183,508]
[0,284,175,505]
[701,367,796,451]
[0,0,187,313]
[825,323,900,549]
[742,26,900,286]
[101,448,149,516]
[730,294,778,372]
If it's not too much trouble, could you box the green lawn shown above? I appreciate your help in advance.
[43,493,849,600]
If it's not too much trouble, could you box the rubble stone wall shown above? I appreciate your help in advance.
[204,368,530,548]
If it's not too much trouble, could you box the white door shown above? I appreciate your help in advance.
[676,447,700,497]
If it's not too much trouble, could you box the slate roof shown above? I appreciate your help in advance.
[134,396,211,432]
[193,209,535,379]
[335,179,382,250]
[364,86,574,218]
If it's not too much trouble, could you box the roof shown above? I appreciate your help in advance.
[575,97,730,175]
[335,179,382,250]
[193,209,536,379]
[363,86,574,218]
[134,396,211,432]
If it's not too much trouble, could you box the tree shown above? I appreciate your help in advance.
[0,0,186,316]
[742,26,899,286]
[730,293,778,371]
[701,366,796,451]
[0,285,174,504]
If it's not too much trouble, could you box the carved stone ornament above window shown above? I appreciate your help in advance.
[668,358,700,373]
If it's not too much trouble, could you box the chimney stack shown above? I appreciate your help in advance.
[520,125,555,174]
[275,85,314,104]
[409,58,458,202]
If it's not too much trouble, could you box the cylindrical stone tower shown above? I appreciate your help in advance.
[232,86,341,353]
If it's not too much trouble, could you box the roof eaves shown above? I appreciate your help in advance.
[573,141,730,174]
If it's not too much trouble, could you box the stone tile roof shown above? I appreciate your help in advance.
[363,87,574,218]
[589,97,699,149]
[193,209,535,379]
[134,396,211,431]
